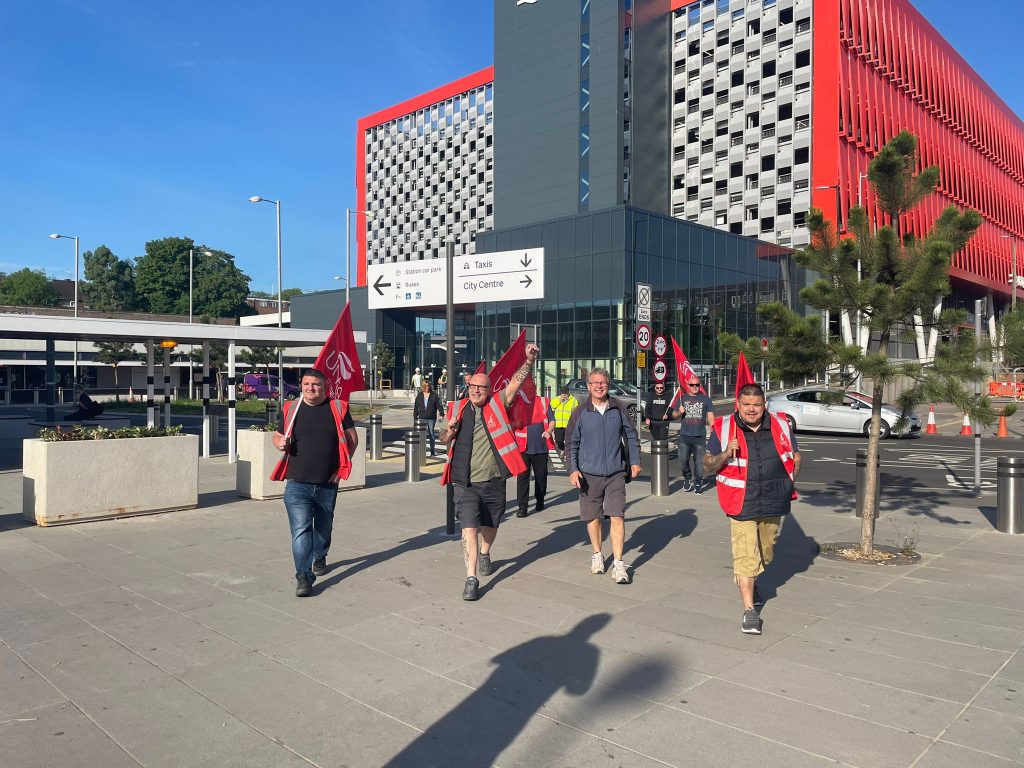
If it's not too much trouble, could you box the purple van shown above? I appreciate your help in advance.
[233,374,299,400]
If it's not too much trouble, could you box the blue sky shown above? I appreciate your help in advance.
[1,0,1020,295]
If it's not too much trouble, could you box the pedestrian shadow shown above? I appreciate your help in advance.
[626,508,699,571]
[484,514,660,595]
[754,513,820,607]
[315,525,448,592]
[382,614,611,768]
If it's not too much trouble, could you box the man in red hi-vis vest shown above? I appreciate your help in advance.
[441,343,538,601]
[704,383,801,636]
[272,369,358,598]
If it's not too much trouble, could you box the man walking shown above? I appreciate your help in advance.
[566,369,642,585]
[704,383,800,635]
[672,375,715,493]
[272,369,359,597]
[410,367,423,395]
[515,396,555,517]
[413,380,443,456]
[551,385,580,453]
[441,344,539,601]
[642,381,674,442]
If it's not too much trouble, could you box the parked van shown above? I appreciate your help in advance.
[228,374,299,400]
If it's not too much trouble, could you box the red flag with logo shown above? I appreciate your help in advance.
[312,303,366,401]
[488,330,539,431]
[667,338,706,408]
[735,351,756,402]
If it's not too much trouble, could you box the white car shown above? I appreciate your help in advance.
[766,387,920,439]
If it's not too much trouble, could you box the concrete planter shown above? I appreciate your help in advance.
[22,434,199,526]
[235,426,366,500]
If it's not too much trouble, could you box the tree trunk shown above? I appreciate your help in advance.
[860,329,889,555]
[113,365,120,403]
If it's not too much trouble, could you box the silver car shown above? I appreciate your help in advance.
[766,387,920,439]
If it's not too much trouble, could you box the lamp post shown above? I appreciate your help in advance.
[249,196,284,412]
[1003,235,1019,311]
[188,247,213,399]
[49,233,79,386]
[813,184,843,233]
[345,208,374,306]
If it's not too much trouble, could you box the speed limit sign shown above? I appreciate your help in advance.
[635,323,652,350]
[653,334,667,357]
[652,359,668,382]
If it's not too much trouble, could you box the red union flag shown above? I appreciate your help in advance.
[668,337,706,408]
[488,330,539,430]
[735,350,756,402]
[313,303,366,401]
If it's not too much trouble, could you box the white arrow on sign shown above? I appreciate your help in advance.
[367,262,448,310]
[455,248,544,303]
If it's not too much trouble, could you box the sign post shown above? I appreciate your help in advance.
[634,284,652,436]
[760,337,769,389]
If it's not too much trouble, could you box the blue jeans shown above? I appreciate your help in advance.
[679,435,706,484]
[283,481,338,580]
[424,418,437,454]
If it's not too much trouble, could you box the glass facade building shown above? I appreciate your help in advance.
[474,205,796,393]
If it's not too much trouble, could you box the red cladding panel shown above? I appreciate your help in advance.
[811,0,842,228]
[829,0,1024,298]
[354,66,494,287]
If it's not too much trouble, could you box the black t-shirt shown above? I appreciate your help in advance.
[285,400,354,484]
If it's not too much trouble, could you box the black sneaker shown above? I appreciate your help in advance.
[516,509,528,518]
[478,553,493,576]
[534,500,545,512]
[752,585,764,612]
[312,557,327,576]
[694,483,704,495]
[295,576,313,598]
[681,478,694,492]
[462,577,480,601]
[741,608,763,635]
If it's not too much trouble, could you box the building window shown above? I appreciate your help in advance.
[700,198,712,212]
[795,50,810,68]
[795,115,809,130]
[794,147,809,164]
[729,191,742,204]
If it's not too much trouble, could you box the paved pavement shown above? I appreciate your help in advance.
[0,414,1022,767]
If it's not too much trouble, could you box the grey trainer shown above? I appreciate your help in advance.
[741,608,763,635]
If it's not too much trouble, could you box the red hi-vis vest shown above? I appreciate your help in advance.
[270,399,353,483]
[513,395,556,453]
[441,394,527,486]
[713,413,796,516]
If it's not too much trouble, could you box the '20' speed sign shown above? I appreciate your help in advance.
[635,323,652,350]
[652,359,668,382]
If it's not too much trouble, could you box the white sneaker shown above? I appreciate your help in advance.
[611,560,630,584]
[590,552,606,574]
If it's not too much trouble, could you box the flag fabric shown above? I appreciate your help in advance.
[667,338,706,408]
[312,303,366,401]
[488,330,539,431]
[735,351,756,401]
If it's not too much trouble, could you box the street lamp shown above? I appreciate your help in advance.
[188,247,213,400]
[249,196,284,411]
[49,232,79,385]
[345,208,374,306]
[1003,234,1019,311]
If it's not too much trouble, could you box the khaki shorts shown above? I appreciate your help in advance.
[730,517,782,578]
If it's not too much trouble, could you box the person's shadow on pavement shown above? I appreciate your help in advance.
[382,613,612,768]
[625,508,699,571]
[314,526,448,592]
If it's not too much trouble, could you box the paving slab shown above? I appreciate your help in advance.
[0,701,141,768]
[914,740,1020,768]
[0,644,66,719]
[938,705,1024,763]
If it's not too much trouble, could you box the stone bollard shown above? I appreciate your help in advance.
[404,430,421,482]
[369,414,383,461]
[650,439,670,496]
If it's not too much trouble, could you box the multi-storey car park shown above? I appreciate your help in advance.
[292,0,1024,392]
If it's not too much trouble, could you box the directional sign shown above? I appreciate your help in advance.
[367,262,447,309]
[652,359,668,382]
[636,351,646,368]
[635,323,652,350]
[455,248,544,303]
[653,334,667,357]
[636,282,651,323]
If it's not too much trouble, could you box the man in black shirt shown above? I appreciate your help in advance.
[642,381,674,441]
[272,370,358,597]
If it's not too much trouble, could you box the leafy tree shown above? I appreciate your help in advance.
[372,340,395,385]
[792,130,989,554]
[134,238,253,317]
[250,288,303,301]
[0,268,61,307]
[93,342,140,401]
[83,245,137,311]
[239,346,282,376]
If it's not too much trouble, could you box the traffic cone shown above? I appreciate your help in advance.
[925,405,939,435]
[128,386,135,403]
[997,415,1010,438]
[959,414,973,436]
